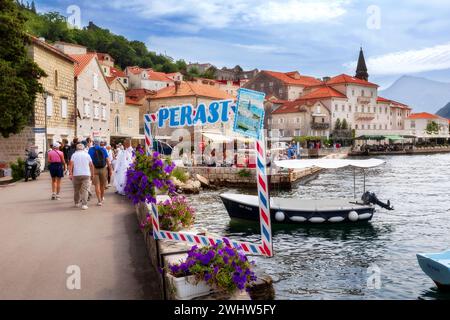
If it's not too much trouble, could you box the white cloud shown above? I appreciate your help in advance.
[109,0,349,29]
[345,43,450,75]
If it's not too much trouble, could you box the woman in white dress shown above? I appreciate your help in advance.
[114,140,134,195]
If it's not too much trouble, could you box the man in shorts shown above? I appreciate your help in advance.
[88,138,112,206]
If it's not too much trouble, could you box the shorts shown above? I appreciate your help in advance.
[49,162,64,178]
[93,167,107,186]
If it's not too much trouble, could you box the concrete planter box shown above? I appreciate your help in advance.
[166,273,214,300]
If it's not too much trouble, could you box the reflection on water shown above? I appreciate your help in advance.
[187,153,450,300]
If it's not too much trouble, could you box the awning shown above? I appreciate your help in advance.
[384,135,404,141]
[355,135,385,141]
[275,158,385,169]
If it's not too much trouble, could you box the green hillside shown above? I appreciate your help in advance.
[16,1,187,73]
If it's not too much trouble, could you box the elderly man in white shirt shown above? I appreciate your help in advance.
[69,143,94,210]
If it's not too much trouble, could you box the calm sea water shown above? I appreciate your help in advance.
[187,153,450,300]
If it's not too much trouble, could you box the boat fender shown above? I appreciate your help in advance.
[358,213,372,220]
[275,211,285,222]
[328,216,345,223]
[289,216,307,222]
[348,211,359,222]
[309,217,326,223]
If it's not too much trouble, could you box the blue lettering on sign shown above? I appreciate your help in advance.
[169,106,181,127]
[220,100,231,122]
[193,104,207,125]
[158,108,170,128]
[179,105,193,126]
[155,99,235,128]
[207,102,220,123]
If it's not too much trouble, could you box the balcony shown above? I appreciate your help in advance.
[355,112,375,120]
[357,96,372,104]
[311,122,330,130]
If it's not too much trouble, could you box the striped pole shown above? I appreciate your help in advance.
[157,230,267,256]
[255,132,273,257]
[144,113,161,239]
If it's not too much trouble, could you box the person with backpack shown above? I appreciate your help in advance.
[88,138,112,206]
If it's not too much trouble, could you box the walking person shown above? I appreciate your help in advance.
[48,142,66,200]
[114,139,134,195]
[69,143,94,210]
[105,144,114,188]
[89,138,112,206]
[61,139,70,174]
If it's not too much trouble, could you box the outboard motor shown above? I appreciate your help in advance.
[362,191,394,210]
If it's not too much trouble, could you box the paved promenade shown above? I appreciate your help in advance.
[0,173,162,299]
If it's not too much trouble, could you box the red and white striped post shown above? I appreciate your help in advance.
[255,132,273,257]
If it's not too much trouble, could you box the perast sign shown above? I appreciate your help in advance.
[156,99,235,128]
[145,88,273,257]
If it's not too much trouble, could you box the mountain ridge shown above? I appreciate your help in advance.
[380,75,450,114]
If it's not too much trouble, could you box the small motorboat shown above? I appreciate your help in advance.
[220,158,393,224]
[417,250,450,291]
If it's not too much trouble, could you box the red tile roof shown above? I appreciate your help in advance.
[262,70,323,87]
[126,66,142,75]
[407,112,442,120]
[326,74,378,88]
[147,70,173,82]
[377,96,411,109]
[152,82,233,100]
[300,86,347,100]
[272,100,310,114]
[110,67,126,77]
[126,98,142,106]
[126,88,155,101]
[70,53,97,77]
[96,53,114,62]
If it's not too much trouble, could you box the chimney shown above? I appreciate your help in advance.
[323,76,331,82]
[174,80,181,92]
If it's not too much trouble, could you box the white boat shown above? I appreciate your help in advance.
[417,250,450,290]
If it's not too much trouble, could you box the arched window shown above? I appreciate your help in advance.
[114,115,120,133]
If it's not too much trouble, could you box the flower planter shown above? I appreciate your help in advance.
[166,273,214,300]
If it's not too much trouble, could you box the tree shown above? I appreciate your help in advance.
[30,0,35,13]
[341,118,348,130]
[0,0,46,138]
[425,121,439,135]
[334,118,341,130]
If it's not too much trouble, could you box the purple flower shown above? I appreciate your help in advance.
[152,178,164,189]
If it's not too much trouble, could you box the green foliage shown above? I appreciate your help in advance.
[293,136,324,143]
[10,157,25,181]
[156,196,195,231]
[334,118,342,130]
[341,118,348,130]
[168,244,257,294]
[425,121,439,135]
[0,0,46,138]
[171,167,188,183]
[19,5,184,72]
[237,169,251,178]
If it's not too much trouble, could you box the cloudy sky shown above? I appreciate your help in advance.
[35,0,450,88]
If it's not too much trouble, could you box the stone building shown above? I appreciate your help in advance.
[70,53,111,142]
[404,113,449,138]
[96,53,129,89]
[107,77,141,143]
[125,66,174,91]
[126,88,155,134]
[187,63,259,81]
[0,37,76,169]
[244,70,323,101]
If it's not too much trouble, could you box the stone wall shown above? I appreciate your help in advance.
[76,58,111,141]
[0,41,75,169]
